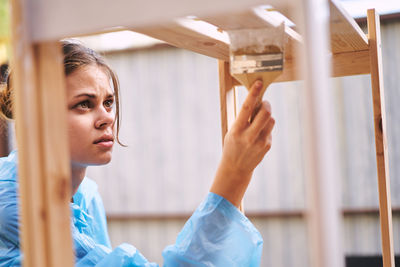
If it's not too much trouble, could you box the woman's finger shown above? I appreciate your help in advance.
[257,117,275,144]
[247,101,272,142]
[234,80,264,130]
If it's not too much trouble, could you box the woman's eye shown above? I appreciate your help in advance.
[104,99,114,108]
[76,101,90,109]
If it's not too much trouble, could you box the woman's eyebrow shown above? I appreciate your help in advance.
[73,92,114,99]
[74,93,96,99]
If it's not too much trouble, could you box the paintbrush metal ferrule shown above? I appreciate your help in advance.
[230,53,283,74]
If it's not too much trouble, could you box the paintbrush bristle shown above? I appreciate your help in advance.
[230,53,283,74]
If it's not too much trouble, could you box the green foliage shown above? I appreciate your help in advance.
[0,0,10,40]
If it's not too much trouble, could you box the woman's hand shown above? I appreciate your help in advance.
[210,80,275,208]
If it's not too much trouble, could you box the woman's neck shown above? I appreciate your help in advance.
[70,165,87,196]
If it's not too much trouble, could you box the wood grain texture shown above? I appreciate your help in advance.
[133,18,230,61]
[36,42,74,267]
[367,8,395,267]
[272,49,370,83]
[10,1,47,265]
[329,0,369,53]
[331,49,370,77]
[218,60,237,143]
[10,1,74,265]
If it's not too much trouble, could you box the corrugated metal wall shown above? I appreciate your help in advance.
[86,20,400,266]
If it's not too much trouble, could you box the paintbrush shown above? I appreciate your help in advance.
[228,23,285,121]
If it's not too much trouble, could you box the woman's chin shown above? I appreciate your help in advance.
[89,153,113,166]
[96,155,112,165]
[71,151,113,167]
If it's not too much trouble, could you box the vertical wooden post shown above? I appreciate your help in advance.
[37,43,75,266]
[367,9,394,267]
[294,0,343,266]
[10,0,74,266]
[218,60,237,143]
[218,60,244,212]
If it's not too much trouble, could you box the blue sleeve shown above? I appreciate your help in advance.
[162,192,263,267]
[0,180,22,267]
[72,179,158,267]
[75,178,111,248]
[74,236,158,267]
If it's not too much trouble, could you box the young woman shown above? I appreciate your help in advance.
[0,40,275,266]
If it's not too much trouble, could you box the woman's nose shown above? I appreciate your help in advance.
[95,107,114,129]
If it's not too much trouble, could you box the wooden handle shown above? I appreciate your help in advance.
[249,87,267,123]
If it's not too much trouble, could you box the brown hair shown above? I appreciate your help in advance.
[0,40,125,146]
[0,65,12,121]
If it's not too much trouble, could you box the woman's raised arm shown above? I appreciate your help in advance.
[210,80,275,207]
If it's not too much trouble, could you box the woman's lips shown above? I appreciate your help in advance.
[94,140,114,148]
[93,133,114,148]
[93,138,114,148]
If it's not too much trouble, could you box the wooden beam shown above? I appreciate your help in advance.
[271,49,371,83]
[36,42,74,266]
[133,6,365,82]
[132,7,303,62]
[134,5,368,81]
[30,0,292,42]
[133,18,230,61]
[218,60,238,145]
[329,0,369,53]
[10,0,74,266]
[330,49,370,77]
[133,29,368,82]
[367,8,395,267]
[11,1,48,266]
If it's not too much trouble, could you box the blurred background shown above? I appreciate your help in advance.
[1,0,400,266]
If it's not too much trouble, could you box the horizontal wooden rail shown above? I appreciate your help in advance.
[30,0,292,42]
[133,18,230,61]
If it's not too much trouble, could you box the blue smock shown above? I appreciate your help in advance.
[0,151,263,266]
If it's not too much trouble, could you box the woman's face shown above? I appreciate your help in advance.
[66,65,115,168]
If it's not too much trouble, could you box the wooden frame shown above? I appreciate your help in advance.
[10,1,74,266]
[9,0,393,266]
[218,61,238,144]
[367,9,394,267]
